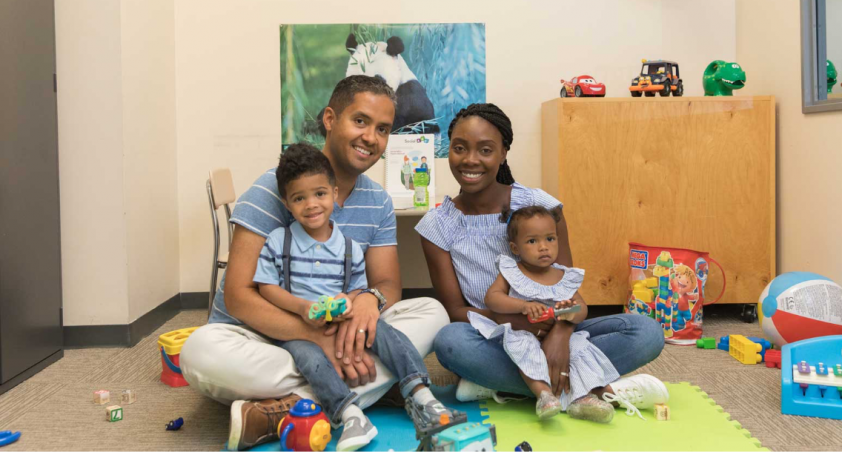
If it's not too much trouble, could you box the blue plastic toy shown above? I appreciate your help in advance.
[515,441,533,451]
[166,417,184,431]
[0,431,21,447]
[781,335,842,420]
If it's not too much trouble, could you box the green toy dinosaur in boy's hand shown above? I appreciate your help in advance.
[703,60,747,96]
[828,60,838,94]
[308,296,347,322]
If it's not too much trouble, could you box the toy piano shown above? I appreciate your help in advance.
[781,335,842,420]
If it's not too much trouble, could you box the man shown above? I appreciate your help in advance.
[180,75,448,450]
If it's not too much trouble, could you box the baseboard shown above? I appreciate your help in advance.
[180,292,210,310]
[63,293,199,349]
[0,349,64,396]
[62,289,439,348]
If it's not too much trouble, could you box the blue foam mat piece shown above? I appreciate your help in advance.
[234,385,483,452]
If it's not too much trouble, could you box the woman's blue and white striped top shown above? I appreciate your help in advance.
[414,183,563,309]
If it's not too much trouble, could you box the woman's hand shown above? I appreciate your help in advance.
[522,301,547,322]
[542,323,573,396]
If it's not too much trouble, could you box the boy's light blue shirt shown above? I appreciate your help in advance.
[253,221,367,303]
[208,168,395,325]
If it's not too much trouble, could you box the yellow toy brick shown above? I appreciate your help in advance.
[728,334,763,364]
[93,390,110,405]
[655,403,670,420]
[633,286,654,303]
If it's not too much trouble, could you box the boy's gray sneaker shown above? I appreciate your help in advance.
[417,400,455,424]
[336,415,378,452]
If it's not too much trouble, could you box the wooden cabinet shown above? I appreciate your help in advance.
[541,97,775,305]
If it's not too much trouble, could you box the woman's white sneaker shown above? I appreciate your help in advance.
[455,379,525,404]
[603,374,669,420]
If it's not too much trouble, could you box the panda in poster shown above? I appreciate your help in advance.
[318,34,439,136]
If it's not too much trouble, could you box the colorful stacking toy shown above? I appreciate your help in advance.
[158,327,198,387]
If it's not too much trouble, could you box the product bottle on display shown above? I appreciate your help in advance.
[413,167,430,207]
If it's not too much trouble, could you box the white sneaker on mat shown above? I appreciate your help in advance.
[603,374,669,420]
[455,379,526,403]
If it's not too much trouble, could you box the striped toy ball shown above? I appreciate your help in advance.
[759,272,842,348]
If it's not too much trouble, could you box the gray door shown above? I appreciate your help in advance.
[0,0,63,384]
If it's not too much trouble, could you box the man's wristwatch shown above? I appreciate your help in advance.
[360,288,387,312]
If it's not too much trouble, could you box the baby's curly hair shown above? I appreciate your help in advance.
[500,205,562,243]
[276,143,336,199]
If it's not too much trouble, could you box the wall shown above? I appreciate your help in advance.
[737,0,842,281]
[121,0,180,321]
[55,0,179,326]
[56,0,129,325]
[175,0,737,291]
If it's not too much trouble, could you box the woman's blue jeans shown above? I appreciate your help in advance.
[433,314,664,396]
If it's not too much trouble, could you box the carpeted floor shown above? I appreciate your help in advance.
[0,305,840,451]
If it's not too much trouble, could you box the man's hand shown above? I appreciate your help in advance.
[328,293,380,364]
[312,328,377,387]
[542,323,573,396]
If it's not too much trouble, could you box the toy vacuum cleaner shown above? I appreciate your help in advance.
[278,399,331,452]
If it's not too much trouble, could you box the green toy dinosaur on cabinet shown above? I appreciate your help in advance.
[703,60,746,96]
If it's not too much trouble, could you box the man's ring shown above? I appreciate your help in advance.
[358,329,365,334]
[559,371,569,377]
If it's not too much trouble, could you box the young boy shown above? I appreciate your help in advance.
[254,143,454,451]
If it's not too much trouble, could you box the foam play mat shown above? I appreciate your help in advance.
[244,385,483,452]
[482,382,767,451]
[239,382,766,451]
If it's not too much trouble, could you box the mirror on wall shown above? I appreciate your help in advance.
[829,0,842,100]
[802,0,842,112]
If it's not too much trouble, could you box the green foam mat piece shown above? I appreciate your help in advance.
[480,382,768,451]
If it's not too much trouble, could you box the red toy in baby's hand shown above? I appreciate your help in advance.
[278,399,331,451]
[528,304,582,323]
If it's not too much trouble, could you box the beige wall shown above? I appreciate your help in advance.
[121,0,180,321]
[175,0,737,291]
[56,0,179,326]
[737,0,842,281]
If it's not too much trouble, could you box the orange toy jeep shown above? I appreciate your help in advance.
[630,59,684,97]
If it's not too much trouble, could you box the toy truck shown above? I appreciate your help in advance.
[630,59,684,97]
[405,398,496,451]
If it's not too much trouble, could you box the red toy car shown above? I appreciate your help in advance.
[560,75,606,98]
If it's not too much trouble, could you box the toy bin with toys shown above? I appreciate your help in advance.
[627,243,726,345]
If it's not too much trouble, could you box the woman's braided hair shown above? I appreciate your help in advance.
[447,103,516,185]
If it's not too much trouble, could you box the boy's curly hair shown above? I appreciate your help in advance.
[500,205,562,243]
[276,143,336,199]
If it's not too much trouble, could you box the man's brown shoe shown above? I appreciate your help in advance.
[227,394,301,451]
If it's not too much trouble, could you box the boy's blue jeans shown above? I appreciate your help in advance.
[280,319,429,425]
[433,314,665,396]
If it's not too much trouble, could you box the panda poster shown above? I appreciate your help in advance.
[280,23,486,157]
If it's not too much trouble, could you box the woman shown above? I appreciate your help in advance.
[416,103,666,417]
